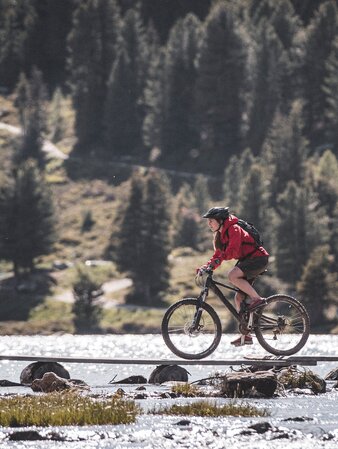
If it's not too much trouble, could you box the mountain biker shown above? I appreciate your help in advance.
[197,207,269,347]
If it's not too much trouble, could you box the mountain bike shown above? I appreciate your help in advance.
[161,270,310,360]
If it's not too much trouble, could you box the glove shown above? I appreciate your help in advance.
[196,266,213,276]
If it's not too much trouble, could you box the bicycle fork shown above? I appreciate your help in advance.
[191,289,208,331]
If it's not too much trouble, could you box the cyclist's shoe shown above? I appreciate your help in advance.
[230,335,253,347]
[247,297,266,311]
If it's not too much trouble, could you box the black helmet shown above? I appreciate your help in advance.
[202,207,230,221]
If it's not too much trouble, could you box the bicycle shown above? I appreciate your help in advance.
[161,269,310,360]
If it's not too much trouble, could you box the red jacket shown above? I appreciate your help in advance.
[203,215,269,271]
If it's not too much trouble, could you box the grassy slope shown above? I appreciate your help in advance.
[1,94,238,334]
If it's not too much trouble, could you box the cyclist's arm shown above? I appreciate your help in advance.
[201,249,223,271]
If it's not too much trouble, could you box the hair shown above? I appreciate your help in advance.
[212,219,224,250]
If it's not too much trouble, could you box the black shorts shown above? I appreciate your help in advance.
[236,256,269,281]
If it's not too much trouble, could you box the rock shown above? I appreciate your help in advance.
[0,379,23,387]
[325,367,338,380]
[148,365,190,384]
[20,362,70,385]
[221,371,277,398]
[249,422,273,434]
[175,420,191,426]
[134,393,148,399]
[282,416,313,422]
[109,375,147,384]
[31,372,73,393]
[9,431,46,441]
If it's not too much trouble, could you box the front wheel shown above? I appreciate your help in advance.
[161,298,222,360]
[254,294,310,356]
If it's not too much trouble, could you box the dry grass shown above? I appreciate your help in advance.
[0,393,140,427]
[150,400,269,417]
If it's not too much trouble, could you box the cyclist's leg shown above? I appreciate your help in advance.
[228,266,261,307]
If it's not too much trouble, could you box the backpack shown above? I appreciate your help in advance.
[236,219,263,247]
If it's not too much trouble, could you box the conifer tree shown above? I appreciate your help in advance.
[296,245,336,328]
[68,0,121,151]
[48,88,65,143]
[237,164,267,232]
[104,46,136,156]
[301,1,338,147]
[193,174,211,215]
[104,7,152,157]
[246,20,283,154]
[273,181,328,284]
[115,171,145,275]
[116,170,172,306]
[160,14,201,168]
[72,264,103,333]
[196,2,249,173]
[0,160,56,278]
[172,183,196,248]
[142,48,165,155]
[262,102,308,205]
[323,35,338,152]
[0,0,37,89]
[223,148,255,210]
[14,68,47,167]
[140,170,172,305]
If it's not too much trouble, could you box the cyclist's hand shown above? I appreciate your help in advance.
[196,266,213,276]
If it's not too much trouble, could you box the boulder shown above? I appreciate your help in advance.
[0,379,22,387]
[109,375,147,384]
[221,371,277,398]
[325,367,338,381]
[31,372,72,393]
[20,362,70,385]
[148,365,190,384]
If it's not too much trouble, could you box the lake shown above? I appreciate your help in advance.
[0,333,337,448]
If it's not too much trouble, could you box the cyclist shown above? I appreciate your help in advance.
[197,207,269,347]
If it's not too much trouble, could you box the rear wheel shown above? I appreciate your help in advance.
[254,294,310,356]
[161,298,222,360]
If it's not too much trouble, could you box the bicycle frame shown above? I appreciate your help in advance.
[196,273,242,323]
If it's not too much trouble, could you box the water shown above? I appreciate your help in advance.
[0,333,337,448]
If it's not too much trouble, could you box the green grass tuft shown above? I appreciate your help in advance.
[0,393,140,427]
[149,400,269,417]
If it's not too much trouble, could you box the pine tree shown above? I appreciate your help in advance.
[262,102,308,205]
[323,35,338,152]
[116,170,172,306]
[246,20,284,154]
[193,174,211,215]
[72,264,103,333]
[140,170,172,305]
[172,183,197,248]
[0,160,56,278]
[104,46,136,156]
[68,0,121,151]
[48,88,65,143]
[296,245,336,328]
[301,1,338,147]
[223,148,255,210]
[160,14,201,168]
[14,68,47,167]
[142,47,165,157]
[196,2,249,173]
[237,164,267,232]
[115,171,145,274]
[273,181,329,284]
[104,7,152,158]
[0,0,37,89]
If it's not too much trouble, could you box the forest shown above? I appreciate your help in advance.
[0,0,337,333]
